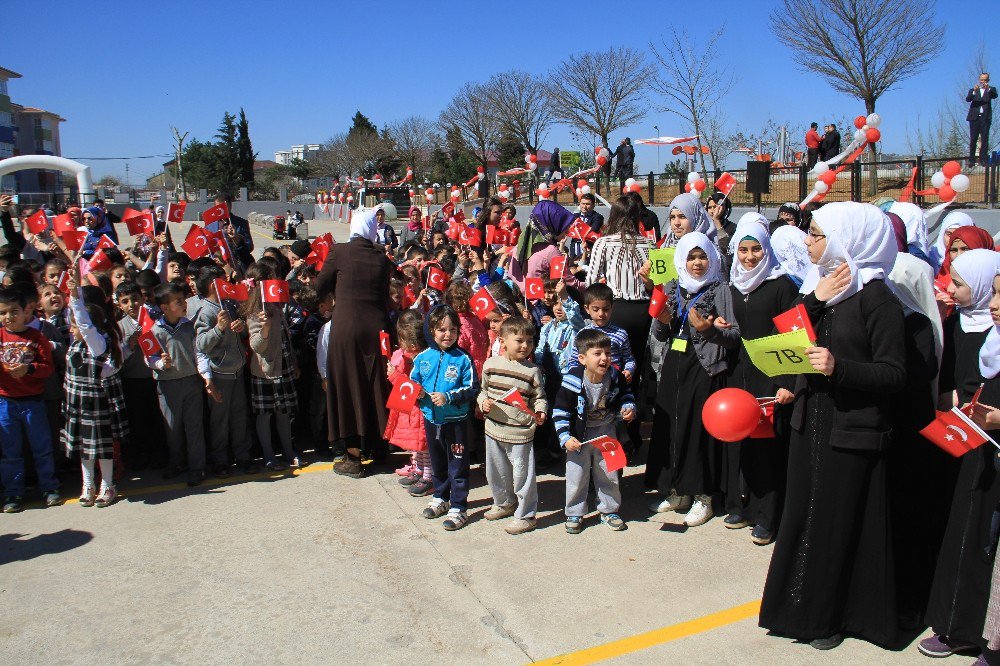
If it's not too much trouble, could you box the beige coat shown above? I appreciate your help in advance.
[246,305,286,379]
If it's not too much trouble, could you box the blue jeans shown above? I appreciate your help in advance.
[424,421,469,511]
[0,397,58,496]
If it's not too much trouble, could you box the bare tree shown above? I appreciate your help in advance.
[650,30,732,176]
[545,47,653,149]
[484,70,553,154]
[439,82,500,169]
[701,108,738,172]
[314,129,393,179]
[387,116,439,179]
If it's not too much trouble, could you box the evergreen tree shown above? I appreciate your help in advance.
[212,112,241,197]
[496,132,525,171]
[236,108,256,187]
[348,111,378,139]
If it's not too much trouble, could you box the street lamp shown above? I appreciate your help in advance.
[653,124,660,184]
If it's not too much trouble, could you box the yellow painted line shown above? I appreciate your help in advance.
[533,599,762,665]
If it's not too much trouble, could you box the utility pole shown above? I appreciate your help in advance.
[171,127,188,200]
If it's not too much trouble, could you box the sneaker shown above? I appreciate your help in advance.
[917,634,978,658]
[407,479,434,497]
[265,461,288,472]
[504,518,536,535]
[94,487,117,508]
[399,472,421,486]
[395,463,415,476]
[3,496,23,513]
[212,464,231,479]
[601,513,627,531]
[43,491,63,507]
[684,496,714,527]
[809,634,843,650]
[751,524,774,545]
[565,516,583,534]
[443,509,468,531]
[724,513,750,529]
[237,460,260,475]
[186,470,207,487]
[79,487,96,507]
[422,498,450,519]
[484,504,517,521]
[332,454,363,478]
[649,493,692,513]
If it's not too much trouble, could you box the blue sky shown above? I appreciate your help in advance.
[4,0,995,182]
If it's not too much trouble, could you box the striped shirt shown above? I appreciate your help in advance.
[564,323,636,375]
[477,355,547,444]
[586,233,652,301]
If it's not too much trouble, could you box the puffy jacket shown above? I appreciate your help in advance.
[410,343,478,425]
[456,311,489,377]
[384,349,428,451]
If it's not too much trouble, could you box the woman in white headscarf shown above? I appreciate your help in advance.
[978,267,1000,655]
[315,204,396,477]
[760,202,906,651]
[646,232,740,528]
[930,211,975,272]
[889,201,931,265]
[658,193,719,249]
[722,218,800,546]
[924,248,1000,662]
[770,225,811,288]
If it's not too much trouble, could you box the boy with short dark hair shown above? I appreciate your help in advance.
[565,283,635,380]
[0,286,60,512]
[553,328,636,533]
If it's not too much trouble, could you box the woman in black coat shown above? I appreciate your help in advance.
[759,202,906,651]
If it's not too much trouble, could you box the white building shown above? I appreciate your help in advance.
[274,144,322,165]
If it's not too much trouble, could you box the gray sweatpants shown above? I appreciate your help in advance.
[156,375,206,472]
[485,435,537,519]
[565,425,621,517]
[207,369,250,466]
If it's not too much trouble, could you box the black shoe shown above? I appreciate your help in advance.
[399,472,421,486]
[751,524,774,545]
[162,465,184,480]
[212,464,231,479]
[333,455,364,479]
[408,479,434,497]
[237,460,260,475]
[265,461,288,472]
[186,470,207,487]
[809,634,843,650]
[724,513,750,529]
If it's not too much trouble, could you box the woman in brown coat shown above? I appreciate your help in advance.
[315,208,394,477]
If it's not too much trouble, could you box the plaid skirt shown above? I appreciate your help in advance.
[251,327,299,414]
[62,372,130,459]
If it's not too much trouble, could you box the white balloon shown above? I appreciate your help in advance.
[600,148,610,159]
[951,173,971,193]
[814,181,829,193]
[528,162,537,171]
[575,188,582,198]
[499,190,510,199]
[625,177,637,188]
[866,113,881,128]
[930,171,946,189]
[854,129,866,142]
[814,161,829,175]
[686,172,701,184]
[580,185,591,195]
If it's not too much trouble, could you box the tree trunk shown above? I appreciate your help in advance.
[866,98,878,199]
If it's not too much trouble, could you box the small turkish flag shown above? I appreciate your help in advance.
[715,172,736,197]
[202,203,229,224]
[648,285,667,318]
[305,246,328,269]
[427,266,449,291]
[458,226,482,247]
[214,278,249,302]
[586,435,627,472]
[96,234,117,250]
[920,408,992,457]
[470,288,497,320]
[379,330,391,357]
[640,224,657,242]
[52,213,76,236]
[507,227,521,246]
[749,401,775,439]
[772,304,816,343]
[138,306,155,333]
[24,210,48,234]
[440,202,455,219]
[486,225,509,246]
[445,220,462,241]
[124,210,154,236]
[61,229,87,252]
[312,233,334,252]
[138,329,163,358]
[498,387,533,416]
[182,225,211,259]
[525,277,545,300]
[386,378,421,412]
[166,201,187,223]
[549,255,566,279]
[401,284,417,309]
[499,212,516,231]
[566,218,592,241]
[262,279,290,303]
[87,249,112,272]
[451,209,466,225]
[56,271,70,295]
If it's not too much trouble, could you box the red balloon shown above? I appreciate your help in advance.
[942,160,961,178]
[854,115,867,129]
[684,182,692,193]
[629,183,642,193]
[693,179,706,192]
[865,128,881,143]
[819,171,837,186]
[578,179,588,188]
[597,156,608,166]
[702,388,762,442]
[528,154,538,163]
[938,184,956,200]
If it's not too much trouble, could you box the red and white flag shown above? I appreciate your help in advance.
[549,255,566,279]
[61,229,87,252]
[772,304,816,343]
[469,288,497,320]
[715,172,737,197]
[427,266,449,291]
[214,278,249,302]
[124,210,155,236]
[386,378,421,412]
[401,284,417,309]
[87,249,112,273]
[920,407,994,457]
[56,271,70,295]
[566,218,592,241]
[586,435,627,472]
[96,234,117,250]
[498,387,533,416]
[137,330,163,358]
[24,210,48,234]
[181,225,211,259]
[138,306,155,333]
[486,225,509,246]
[445,220,462,241]
[166,201,187,223]
[458,226,482,247]
[640,225,657,242]
[379,330,391,358]
[525,277,545,301]
[262,279,290,303]
[202,203,229,224]
[648,285,667,318]
[52,213,76,237]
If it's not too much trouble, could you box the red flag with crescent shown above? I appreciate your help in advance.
[920,408,992,457]
[262,279,290,303]
[469,288,497,320]
[182,225,211,259]
[386,378,422,412]
[137,330,163,358]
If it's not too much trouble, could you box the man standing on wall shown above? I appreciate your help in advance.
[967,72,997,167]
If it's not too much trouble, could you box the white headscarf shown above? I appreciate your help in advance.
[674,231,722,293]
[799,202,898,307]
[981,327,1000,379]
[888,253,943,378]
[771,226,811,284]
[889,201,930,258]
[952,248,1000,333]
[930,211,974,271]
[350,206,380,243]
[664,193,717,246]
[730,215,785,295]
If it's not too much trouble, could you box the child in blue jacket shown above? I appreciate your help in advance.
[410,305,479,531]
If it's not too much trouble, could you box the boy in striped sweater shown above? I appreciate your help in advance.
[477,317,547,535]
[563,283,635,380]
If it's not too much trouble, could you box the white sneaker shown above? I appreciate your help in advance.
[421,498,450,519]
[684,496,714,526]
[649,493,692,513]
[442,508,468,531]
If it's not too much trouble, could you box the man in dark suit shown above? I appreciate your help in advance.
[967,72,997,167]
[821,124,841,161]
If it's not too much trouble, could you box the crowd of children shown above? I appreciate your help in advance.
[3,191,1000,660]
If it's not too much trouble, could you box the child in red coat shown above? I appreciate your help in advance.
[384,310,432,496]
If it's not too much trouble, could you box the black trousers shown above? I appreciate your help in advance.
[970,115,991,165]
[806,148,819,169]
